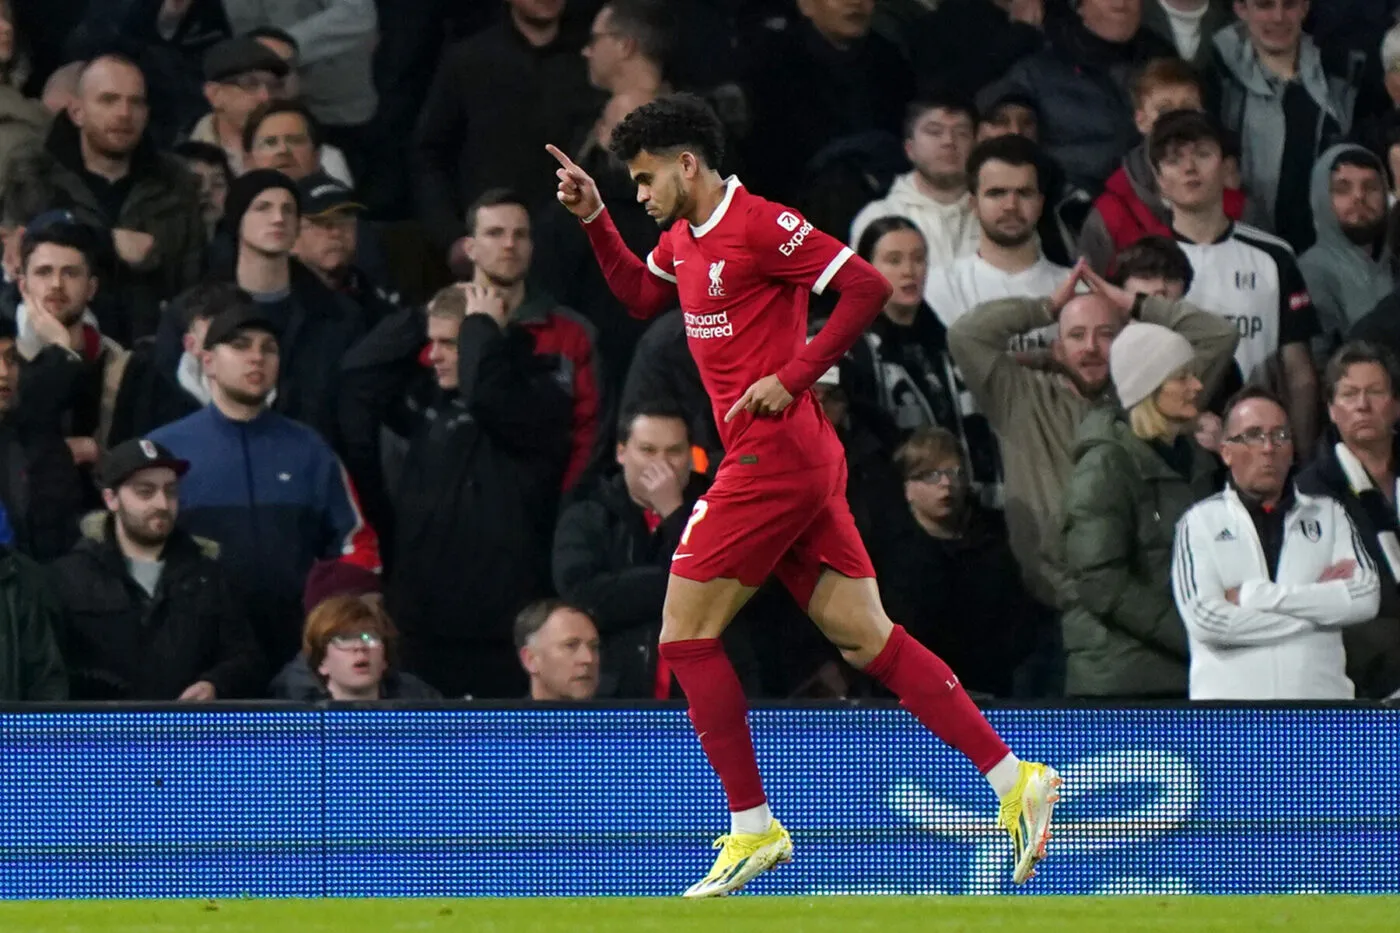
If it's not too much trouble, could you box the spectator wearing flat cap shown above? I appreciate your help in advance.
[156,169,369,449]
[47,437,264,700]
[4,53,205,342]
[190,35,292,176]
[149,295,380,670]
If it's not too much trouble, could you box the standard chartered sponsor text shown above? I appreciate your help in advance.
[686,310,734,339]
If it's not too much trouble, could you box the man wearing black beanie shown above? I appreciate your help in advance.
[157,168,367,450]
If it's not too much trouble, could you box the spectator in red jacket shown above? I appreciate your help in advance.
[462,188,600,491]
[1079,58,1247,274]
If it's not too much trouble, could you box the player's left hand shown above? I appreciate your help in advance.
[726,374,794,422]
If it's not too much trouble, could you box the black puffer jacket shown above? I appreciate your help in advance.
[997,13,1175,195]
[47,513,264,700]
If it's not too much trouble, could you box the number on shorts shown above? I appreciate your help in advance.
[680,499,709,546]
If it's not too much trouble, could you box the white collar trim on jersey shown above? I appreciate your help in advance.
[690,176,743,238]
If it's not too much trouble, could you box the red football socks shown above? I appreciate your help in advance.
[658,638,767,811]
[864,624,1011,774]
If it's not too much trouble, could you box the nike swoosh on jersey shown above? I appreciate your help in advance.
[673,553,694,560]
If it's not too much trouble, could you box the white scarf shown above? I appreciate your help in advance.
[1333,442,1400,581]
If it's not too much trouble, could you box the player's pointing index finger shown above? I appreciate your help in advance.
[546,144,579,173]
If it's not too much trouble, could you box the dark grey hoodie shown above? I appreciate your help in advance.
[1297,143,1396,352]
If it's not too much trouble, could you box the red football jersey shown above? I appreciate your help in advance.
[644,178,855,476]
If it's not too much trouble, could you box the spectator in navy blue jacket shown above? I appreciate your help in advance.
[149,297,380,669]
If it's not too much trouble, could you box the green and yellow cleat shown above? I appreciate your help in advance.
[681,818,794,898]
[997,761,1062,884]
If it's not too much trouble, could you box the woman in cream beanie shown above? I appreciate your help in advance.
[1057,322,1218,698]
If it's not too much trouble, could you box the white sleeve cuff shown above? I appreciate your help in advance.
[813,247,854,295]
[581,204,605,224]
[646,251,678,284]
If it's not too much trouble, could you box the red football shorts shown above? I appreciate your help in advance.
[669,457,876,609]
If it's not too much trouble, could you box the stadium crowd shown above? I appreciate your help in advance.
[2,0,1400,706]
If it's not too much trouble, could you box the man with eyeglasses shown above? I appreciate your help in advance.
[1172,386,1380,699]
[1297,342,1400,698]
[193,36,291,175]
[865,427,1035,699]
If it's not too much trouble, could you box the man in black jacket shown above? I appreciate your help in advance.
[47,438,264,700]
[0,315,83,563]
[1297,341,1400,698]
[553,400,763,698]
[339,283,572,699]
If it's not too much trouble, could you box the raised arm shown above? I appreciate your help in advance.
[548,144,677,320]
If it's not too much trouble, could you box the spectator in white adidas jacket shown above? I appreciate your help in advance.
[1172,386,1380,700]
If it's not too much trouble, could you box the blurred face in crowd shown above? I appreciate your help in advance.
[907,106,975,193]
[814,382,848,428]
[870,227,927,314]
[510,0,565,27]
[426,313,461,391]
[973,159,1043,248]
[798,0,874,45]
[19,242,97,327]
[521,608,601,701]
[1153,369,1204,423]
[1054,295,1120,394]
[977,103,1039,143]
[585,5,628,90]
[0,336,18,414]
[73,57,149,159]
[1389,143,1400,200]
[206,70,280,133]
[905,454,965,530]
[1134,83,1204,137]
[617,414,692,503]
[318,628,388,699]
[104,466,179,549]
[1122,275,1186,300]
[1079,0,1141,44]
[466,203,532,287]
[294,210,358,283]
[1329,361,1400,450]
[1235,0,1307,57]
[184,158,229,228]
[247,111,319,180]
[183,315,213,368]
[203,328,279,408]
[1154,137,1225,213]
[1221,397,1294,500]
[240,188,298,257]
[255,35,301,100]
[0,4,15,67]
[1329,161,1387,246]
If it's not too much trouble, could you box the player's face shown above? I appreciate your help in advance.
[973,159,1043,248]
[203,329,279,407]
[318,630,388,696]
[905,456,965,527]
[103,467,179,549]
[1329,361,1400,448]
[1122,276,1185,300]
[617,414,692,497]
[1134,83,1203,137]
[521,609,601,701]
[628,150,691,227]
[1236,0,1307,56]
[466,203,533,287]
[426,314,461,391]
[1329,163,1387,243]
[869,228,927,311]
[1154,139,1225,213]
[1220,397,1294,499]
[905,107,974,189]
[19,243,97,327]
[1054,296,1119,392]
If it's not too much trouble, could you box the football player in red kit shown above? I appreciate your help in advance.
[548,94,1060,897]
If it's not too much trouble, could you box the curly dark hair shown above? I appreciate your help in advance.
[609,92,725,168]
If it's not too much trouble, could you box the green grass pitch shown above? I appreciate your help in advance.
[1,896,1397,933]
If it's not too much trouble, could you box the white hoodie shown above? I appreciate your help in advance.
[849,171,980,267]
